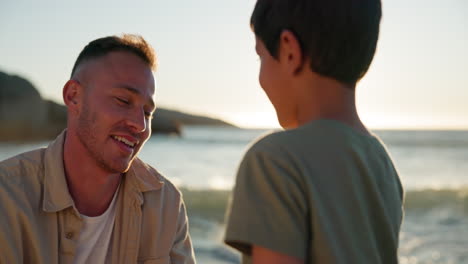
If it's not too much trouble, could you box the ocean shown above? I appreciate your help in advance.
[1,126,467,263]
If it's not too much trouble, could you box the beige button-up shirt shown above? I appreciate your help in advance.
[0,131,196,264]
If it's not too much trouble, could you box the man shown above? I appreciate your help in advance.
[224,0,404,263]
[0,34,195,264]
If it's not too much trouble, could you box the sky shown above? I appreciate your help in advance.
[0,0,467,129]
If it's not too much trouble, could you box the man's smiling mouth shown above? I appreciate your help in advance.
[111,135,138,148]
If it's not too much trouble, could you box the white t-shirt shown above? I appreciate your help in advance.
[73,185,120,264]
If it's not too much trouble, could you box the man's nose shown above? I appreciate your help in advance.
[127,108,147,133]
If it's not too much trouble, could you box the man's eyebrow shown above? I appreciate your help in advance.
[116,85,155,109]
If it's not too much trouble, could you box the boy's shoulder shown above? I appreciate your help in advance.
[244,119,395,176]
[249,119,382,154]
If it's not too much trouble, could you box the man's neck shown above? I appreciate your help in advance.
[294,74,370,136]
[63,131,122,217]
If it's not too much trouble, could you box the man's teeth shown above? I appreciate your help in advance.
[112,136,136,147]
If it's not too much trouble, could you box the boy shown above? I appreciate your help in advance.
[224,0,404,263]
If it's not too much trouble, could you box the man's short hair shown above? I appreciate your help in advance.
[70,34,156,77]
[251,0,382,85]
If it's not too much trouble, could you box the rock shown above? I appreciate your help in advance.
[155,109,233,127]
[0,71,234,141]
[0,72,51,141]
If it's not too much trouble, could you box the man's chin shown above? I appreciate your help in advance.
[116,156,138,173]
[100,159,133,174]
[114,161,132,173]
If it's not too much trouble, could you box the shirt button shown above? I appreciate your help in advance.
[65,232,74,239]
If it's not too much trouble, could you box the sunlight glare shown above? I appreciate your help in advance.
[226,111,280,129]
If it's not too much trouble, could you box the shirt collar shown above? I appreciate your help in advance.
[42,130,164,213]
[126,158,165,193]
[42,130,74,213]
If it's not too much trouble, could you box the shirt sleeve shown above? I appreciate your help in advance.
[224,139,309,260]
[170,198,196,264]
[0,168,22,263]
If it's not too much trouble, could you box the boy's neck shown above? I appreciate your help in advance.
[293,73,370,136]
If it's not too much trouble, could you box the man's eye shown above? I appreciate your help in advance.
[116,97,129,105]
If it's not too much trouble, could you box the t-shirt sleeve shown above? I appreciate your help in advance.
[224,139,309,260]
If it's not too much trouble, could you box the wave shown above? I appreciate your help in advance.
[375,130,468,149]
[403,187,468,213]
[181,187,468,223]
[181,188,231,223]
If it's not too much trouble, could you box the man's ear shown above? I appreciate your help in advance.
[278,30,304,75]
[62,80,83,115]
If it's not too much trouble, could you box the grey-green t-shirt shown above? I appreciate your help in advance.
[224,119,404,264]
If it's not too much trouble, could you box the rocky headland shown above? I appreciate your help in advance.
[0,71,234,141]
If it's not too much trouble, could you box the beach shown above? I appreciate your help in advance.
[1,126,467,263]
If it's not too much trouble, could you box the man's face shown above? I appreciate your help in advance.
[74,51,155,173]
[255,37,296,128]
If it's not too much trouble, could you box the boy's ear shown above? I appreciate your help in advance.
[278,30,304,75]
[62,79,83,116]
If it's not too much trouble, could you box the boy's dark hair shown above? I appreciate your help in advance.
[71,34,156,77]
[251,0,381,85]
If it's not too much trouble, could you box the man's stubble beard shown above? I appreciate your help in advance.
[76,106,131,173]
